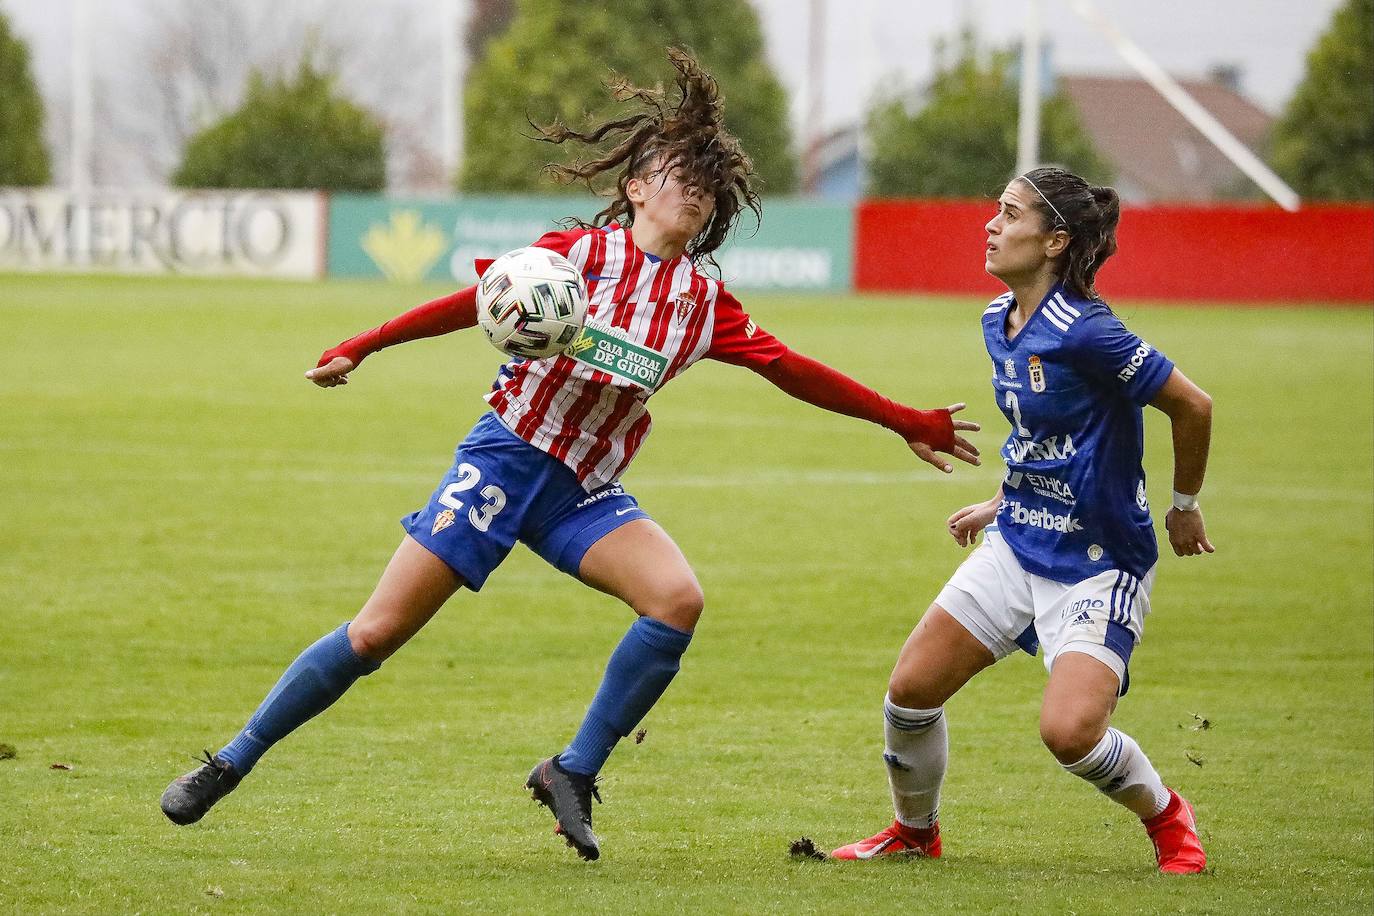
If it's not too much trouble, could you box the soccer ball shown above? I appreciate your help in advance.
[476,247,588,359]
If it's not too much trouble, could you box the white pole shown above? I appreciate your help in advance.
[70,0,93,192]
[856,0,875,175]
[802,0,826,193]
[440,0,462,189]
[1068,0,1300,211]
[1015,0,1042,176]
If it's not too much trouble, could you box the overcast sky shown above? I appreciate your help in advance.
[2,0,1345,186]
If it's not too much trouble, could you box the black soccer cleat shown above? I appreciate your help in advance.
[160,750,242,825]
[526,755,603,861]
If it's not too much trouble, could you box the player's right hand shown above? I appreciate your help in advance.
[947,498,999,548]
[306,355,355,388]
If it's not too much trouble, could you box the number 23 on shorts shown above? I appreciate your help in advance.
[439,462,508,533]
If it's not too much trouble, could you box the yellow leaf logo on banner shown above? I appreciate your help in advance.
[362,210,448,282]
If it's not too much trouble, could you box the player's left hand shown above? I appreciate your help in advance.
[1165,507,1214,556]
[909,403,981,474]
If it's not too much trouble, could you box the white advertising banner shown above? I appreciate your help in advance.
[0,188,326,278]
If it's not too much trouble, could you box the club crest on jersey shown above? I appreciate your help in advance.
[1003,358,1017,379]
[431,508,456,535]
[674,291,700,325]
[1028,354,1046,392]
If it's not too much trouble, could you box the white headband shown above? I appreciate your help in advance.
[1020,175,1067,228]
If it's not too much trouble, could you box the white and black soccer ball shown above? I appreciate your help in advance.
[475,247,589,359]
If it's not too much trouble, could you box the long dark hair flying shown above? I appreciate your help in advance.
[533,48,760,266]
[1018,166,1121,300]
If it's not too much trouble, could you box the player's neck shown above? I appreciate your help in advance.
[1006,272,1061,333]
[628,221,689,261]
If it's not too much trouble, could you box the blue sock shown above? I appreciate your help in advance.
[217,623,380,775]
[559,617,693,776]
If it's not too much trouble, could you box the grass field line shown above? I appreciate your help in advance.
[5,452,1364,503]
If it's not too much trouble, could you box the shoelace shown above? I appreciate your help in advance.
[570,774,603,817]
[187,749,231,785]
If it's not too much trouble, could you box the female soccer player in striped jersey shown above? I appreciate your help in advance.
[158,49,979,861]
[829,168,1213,874]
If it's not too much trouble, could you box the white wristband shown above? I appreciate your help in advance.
[1172,490,1200,512]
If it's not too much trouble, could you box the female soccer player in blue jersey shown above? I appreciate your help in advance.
[830,167,1214,873]
[157,50,979,861]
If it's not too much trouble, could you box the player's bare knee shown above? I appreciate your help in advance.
[346,619,399,662]
[638,579,704,631]
[887,671,942,710]
[1039,711,1104,764]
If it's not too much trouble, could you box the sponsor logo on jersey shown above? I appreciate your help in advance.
[1117,342,1155,382]
[565,331,596,357]
[431,508,456,535]
[1004,358,1017,379]
[745,319,758,337]
[674,291,700,324]
[1024,472,1076,505]
[1001,499,1083,533]
[1136,479,1149,512]
[1005,434,1077,463]
[568,320,669,388]
[1028,354,1046,392]
[1005,469,1075,505]
[1088,544,1104,561]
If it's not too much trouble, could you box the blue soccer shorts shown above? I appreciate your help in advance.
[402,412,651,590]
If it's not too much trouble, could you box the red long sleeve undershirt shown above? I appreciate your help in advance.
[317,286,480,368]
[756,349,955,450]
[316,287,954,450]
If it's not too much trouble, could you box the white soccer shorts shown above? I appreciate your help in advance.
[935,527,1155,693]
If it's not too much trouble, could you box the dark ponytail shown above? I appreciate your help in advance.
[1018,167,1120,300]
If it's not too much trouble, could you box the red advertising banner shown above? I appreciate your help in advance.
[855,199,1374,304]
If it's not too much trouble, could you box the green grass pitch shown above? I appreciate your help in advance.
[1,273,1370,913]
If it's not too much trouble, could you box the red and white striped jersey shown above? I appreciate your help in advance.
[485,223,786,491]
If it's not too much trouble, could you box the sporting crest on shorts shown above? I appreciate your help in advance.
[674,291,700,325]
[1028,354,1046,392]
[431,508,456,535]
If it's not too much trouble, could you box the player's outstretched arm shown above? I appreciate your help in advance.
[1149,368,1215,556]
[754,349,981,474]
[305,285,479,389]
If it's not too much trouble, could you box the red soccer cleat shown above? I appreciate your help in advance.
[1144,789,1207,874]
[830,820,941,860]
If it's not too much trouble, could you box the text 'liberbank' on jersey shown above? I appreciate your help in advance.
[982,285,1174,584]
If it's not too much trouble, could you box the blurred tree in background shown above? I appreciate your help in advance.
[1270,0,1373,201]
[466,0,516,61]
[0,9,51,185]
[461,0,796,195]
[866,32,1109,198]
[173,59,385,191]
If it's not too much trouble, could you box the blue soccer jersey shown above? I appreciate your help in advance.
[982,284,1175,583]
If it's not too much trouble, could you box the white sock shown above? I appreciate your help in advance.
[883,694,947,830]
[1064,727,1170,819]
